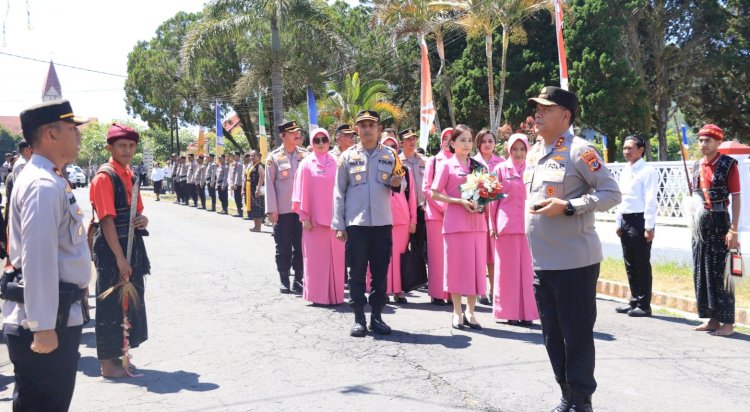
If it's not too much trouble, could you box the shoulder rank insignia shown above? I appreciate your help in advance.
[551,155,566,162]
[555,136,565,148]
[580,149,602,172]
[266,158,273,167]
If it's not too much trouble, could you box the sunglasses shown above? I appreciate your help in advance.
[312,137,329,144]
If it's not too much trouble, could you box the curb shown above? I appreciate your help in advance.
[596,279,748,325]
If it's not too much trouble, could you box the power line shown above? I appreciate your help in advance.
[0,51,127,78]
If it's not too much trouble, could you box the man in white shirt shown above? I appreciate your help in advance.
[615,135,658,317]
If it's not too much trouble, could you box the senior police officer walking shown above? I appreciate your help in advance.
[525,87,621,412]
[332,110,405,337]
[265,121,308,293]
[2,99,92,411]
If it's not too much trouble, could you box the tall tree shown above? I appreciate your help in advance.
[319,72,405,126]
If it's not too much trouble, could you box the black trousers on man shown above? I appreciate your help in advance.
[188,183,198,206]
[207,184,217,210]
[274,213,303,276]
[620,213,652,310]
[346,225,392,311]
[197,184,206,209]
[233,187,243,217]
[6,325,83,412]
[534,263,599,398]
[218,187,228,212]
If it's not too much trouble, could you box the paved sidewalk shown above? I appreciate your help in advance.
[1,190,749,411]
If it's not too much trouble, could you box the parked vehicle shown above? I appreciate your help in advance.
[65,164,87,188]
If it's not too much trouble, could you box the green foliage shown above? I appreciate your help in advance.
[0,125,21,156]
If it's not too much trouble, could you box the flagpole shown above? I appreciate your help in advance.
[554,0,569,91]
[419,33,436,150]
[676,120,692,195]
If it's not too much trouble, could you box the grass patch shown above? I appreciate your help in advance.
[600,257,750,310]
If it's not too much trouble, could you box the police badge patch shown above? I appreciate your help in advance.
[580,149,602,172]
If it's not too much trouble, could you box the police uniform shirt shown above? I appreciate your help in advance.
[216,164,229,188]
[186,160,198,184]
[3,154,92,331]
[178,162,188,182]
[232,161,244,186]
[400,152,427,206]
[207,162,217,185]
[195,163,208,185]
[12,156,27,178]
[332,143,400,230]
[265,146,307,215]
[524,131,621,271]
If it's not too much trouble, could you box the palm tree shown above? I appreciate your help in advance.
[181,0,338,145]
[372,0,459,127]
[453,0,553,131]
[318,72,405,127]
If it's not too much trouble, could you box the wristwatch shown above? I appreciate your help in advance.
[564,201,575,216]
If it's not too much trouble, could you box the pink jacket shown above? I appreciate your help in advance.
[422,151,452,221]
[292,152,337,227]
[432,155,487,234]
[391,166,417,226]
[489,159,527,235]
[473,153,505,173]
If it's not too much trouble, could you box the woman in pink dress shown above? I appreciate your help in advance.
[489,133,539,325]
[472,129,505,306]
[431,125,488,330]
[381,135,417,303]
[422,128,454,305]
[292,128,345,305]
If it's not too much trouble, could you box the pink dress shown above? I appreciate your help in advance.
[423,151,452,299]
[384,167,417,294]
[474,153,505,266]
[489,160,539,320]
[432,156,488,296]
[292,152,345,305]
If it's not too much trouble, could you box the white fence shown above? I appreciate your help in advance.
[599,158,750,227]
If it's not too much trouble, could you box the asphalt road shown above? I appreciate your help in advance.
[1,188,749,411]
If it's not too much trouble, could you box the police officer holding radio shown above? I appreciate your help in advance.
[332,110,405,337]
[265,121,307,294]
[2,99,92,411]
[525,87,621,412]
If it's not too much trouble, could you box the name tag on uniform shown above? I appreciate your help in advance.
[379,159,393,166]
[278,162,291,171]
[350,165,366,174]
[523,167,535,184]
[544,170,565,182]
[546,161,565,170]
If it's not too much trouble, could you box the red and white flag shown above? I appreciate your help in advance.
[554,0,569,91]
[419,34,436,150]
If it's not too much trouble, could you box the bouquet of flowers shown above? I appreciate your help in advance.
[459,171,506,213]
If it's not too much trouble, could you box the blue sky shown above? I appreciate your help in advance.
[0,0,359,124]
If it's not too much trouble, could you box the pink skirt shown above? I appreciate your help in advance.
[493,234,539,321]
[486,233,496,265]
[443,232,487,296]
[385,224,410,294]
[426,220,449,299]
[301,226,345,305]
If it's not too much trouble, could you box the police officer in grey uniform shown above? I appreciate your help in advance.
[229,151,244,217]
[2,100,91,411]
[525,87,621,412]
[330,124,357,158]
[216,154,230,214]
[332,110,405,337]
[206,153,217,211]
[176,155,188,205]
[195,154,207,209]
[186,153,198,207]
[398,128,428,260]
[265,121,307,293]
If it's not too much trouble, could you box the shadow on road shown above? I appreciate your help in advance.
[77,356,220,394]
[372,331,472,349]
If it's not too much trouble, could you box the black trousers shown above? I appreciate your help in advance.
[620,213,652,309]
[273,213,303,274]
[218,187,228,212]
[197,184,206,208]
[208,184,217,209]
[415,206,427,262]
[177,180,187,203]
[534,263,599,397]
[233,187,243,216]
[347,225,392,311]
[6,325,83,412]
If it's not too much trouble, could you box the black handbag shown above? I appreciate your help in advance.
[400,233,428,292]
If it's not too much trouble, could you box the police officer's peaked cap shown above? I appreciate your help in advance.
[527,86,578,115]
[398,128,418,140]
[355,110,380,123]
[277,120,301,134]
[198,155,204,159]
[335,124,355,134]
[232,151,241,156]
[208,153,215,157]
[20,99,88,141]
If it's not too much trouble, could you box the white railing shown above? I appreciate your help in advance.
[598,158,750,227]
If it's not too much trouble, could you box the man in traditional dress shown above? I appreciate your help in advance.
[89,123,151,378]
[691,124,741,337]
[2,99,91,410]
[265,121,307,294]
[332,110,404,337]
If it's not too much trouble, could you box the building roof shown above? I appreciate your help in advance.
[42,61,62,100]
[0,116,22,135]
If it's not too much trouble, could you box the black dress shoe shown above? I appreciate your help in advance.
[393,296,408,304]
[569,392,592,412]
[279,286,292,294]
[615,305,634,314]
[507,320,521,326]
[463,314,482,330]
[551,383,572,412]
[431,298,446,306]
[369,317,392,335]
[350,322,367,337]
[519,320,534,327]
[451,314,463,329]
[477,295,492,306]
[628,307,652,317]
